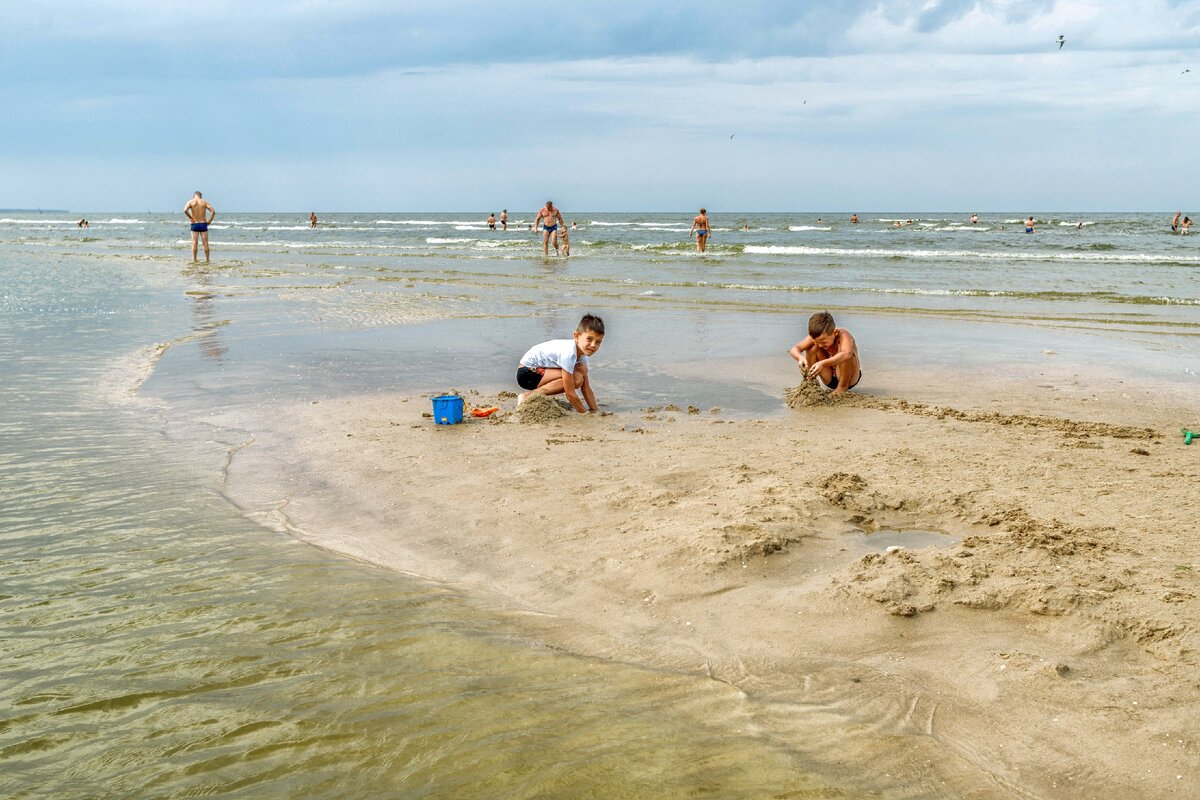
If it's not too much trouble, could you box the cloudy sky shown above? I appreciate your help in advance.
[1,1,1197,211]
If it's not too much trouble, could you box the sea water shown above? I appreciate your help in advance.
[2,211,1197,798]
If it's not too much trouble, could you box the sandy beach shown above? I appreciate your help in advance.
[219,376,1199,798]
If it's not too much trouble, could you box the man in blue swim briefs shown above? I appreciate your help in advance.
[535,200,564,256]
[690,207,711,253]
[184,191,216,263]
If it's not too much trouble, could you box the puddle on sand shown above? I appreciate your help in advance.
[855,528,960,552]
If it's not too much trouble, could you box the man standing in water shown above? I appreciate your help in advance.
[535,201,564,256]
[185,191,216,263]
[690,208,711,252]
[500,209,508,231]
[309,211,318,228]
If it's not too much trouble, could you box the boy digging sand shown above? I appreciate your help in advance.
[517,315,604,413]
[789,311,862,394]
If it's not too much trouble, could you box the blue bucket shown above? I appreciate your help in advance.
[432,395,464,425]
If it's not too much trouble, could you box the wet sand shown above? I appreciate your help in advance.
[218,378,1199,798]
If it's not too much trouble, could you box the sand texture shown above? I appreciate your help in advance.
[224,388,1200,798]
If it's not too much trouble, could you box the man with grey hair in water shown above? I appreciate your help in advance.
[535,201,564,256]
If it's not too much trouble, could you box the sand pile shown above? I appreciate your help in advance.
[785,379,842,408]
[517,393,571,423]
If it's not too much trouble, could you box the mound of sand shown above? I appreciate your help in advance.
[784,379,845,408]
[517,393,571,423]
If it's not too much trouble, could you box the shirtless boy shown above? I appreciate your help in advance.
[516,314,604,413]
[535,200,564,255]
[690,208,711,252]
[788,311,862,394]
[184,191,216,262]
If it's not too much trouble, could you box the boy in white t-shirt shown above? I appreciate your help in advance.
[516,314,605,413]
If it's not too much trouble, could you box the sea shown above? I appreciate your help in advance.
[2,211,1197,798]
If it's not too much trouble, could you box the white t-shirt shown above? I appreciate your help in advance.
[520,339,588,373]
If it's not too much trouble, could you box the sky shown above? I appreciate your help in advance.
[1,1,1198,212]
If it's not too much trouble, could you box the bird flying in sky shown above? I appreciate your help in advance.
[1057,35,1065,49]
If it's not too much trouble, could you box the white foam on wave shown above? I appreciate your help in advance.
[743,244,1200,264]
[426,237,473,244]
[589,221,635,226]
[375,219,486,226]
[265,225,311,231]
[103,218,144,224]
[788,226,833,232]
[1058,221,1094,226]
[173,240,421,249]
[0,218,78,224]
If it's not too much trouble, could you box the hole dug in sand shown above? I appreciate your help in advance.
[854,527,961,553]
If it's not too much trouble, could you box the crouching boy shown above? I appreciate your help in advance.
[516,314,605,413]
[788,311,862,394]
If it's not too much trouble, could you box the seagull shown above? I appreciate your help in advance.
[1057,35,1065,49]
[730,134,735,139]
[1184,68,1192,75]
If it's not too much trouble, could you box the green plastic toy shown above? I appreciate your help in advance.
[1184,428,1196,445]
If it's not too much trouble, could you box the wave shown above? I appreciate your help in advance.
[743,244,1200,264]
[788,226,832,232]
[426,237,473,244]
[103,218,144,224]
[0,218,79,224]
[172,240,424,250]
[374,219,488,226]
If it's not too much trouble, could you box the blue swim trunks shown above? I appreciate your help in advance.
[543,224,557,234]
[191,222,208,233]
[696,229,708,237]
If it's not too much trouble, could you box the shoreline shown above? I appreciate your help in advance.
[216,380,1200,798]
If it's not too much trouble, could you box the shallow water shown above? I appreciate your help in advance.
[2,211,1197,797]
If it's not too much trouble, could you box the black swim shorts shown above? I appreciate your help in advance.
[826,370,862,391]
[517,366,544,391]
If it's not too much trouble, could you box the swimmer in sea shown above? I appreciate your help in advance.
[535,200,564,255]
[1172,211,1181,232]
[488,212,496,230]
[185,191,216,263]
[690,207,711,253]
[1183,216,1192,235]
[850,214,859,223]
[970,213,979,224]
[1025,216,1035,234]
[501,209,508,231]
[309,211,318,228]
